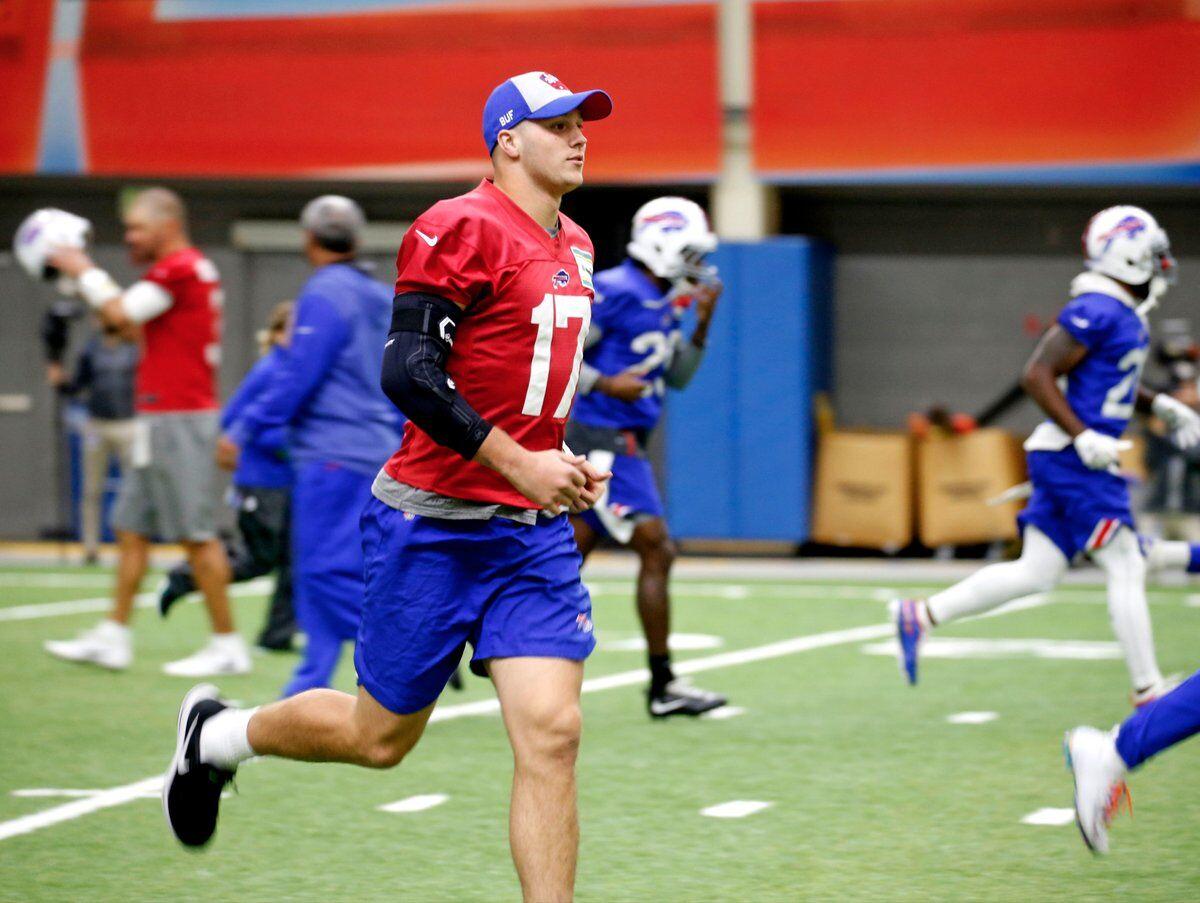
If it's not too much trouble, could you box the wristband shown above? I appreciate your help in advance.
[77,268,121,310]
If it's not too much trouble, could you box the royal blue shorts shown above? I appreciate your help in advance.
[354,498,596,715]
[1017,449,1134,561]
[579,451,664,544]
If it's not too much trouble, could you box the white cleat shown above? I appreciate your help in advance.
[44,621,132,670]
[1064,726,1130,854]
[162,635,252,678]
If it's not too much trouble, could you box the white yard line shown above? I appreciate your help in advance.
[700,800,773,819]
[946,711,999,725]
[1021,807,1075,826]
[0,578,273,623]
[377,794,449,814]
[0,589,1060,842]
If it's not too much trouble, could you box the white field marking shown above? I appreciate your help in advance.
[377,794,448,814]
[0,577,273,623]
[862,638,1121,661]
[0,596,1054,842]
[700,800,773,819]
[600,633,724,652]
[1186,594,1200,608]
[702,706,746,721]
[1021,808,1075,826]
[0,777,162,842]
[0,573,113,588]
[946,711,999,725]
[12,789,103,798]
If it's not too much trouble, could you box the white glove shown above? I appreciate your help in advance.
[1152,393,1200,449]
[1074,428,1125,470]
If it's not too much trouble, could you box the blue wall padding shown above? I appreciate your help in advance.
[665,238,833,541]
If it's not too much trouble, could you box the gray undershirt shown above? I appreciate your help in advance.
[372,469,538,525]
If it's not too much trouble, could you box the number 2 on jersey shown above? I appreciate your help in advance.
[1101,347,1148,420]
[523,294,591,418]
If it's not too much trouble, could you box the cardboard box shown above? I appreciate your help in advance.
[917,428,1026,547]
[811,430,913,551]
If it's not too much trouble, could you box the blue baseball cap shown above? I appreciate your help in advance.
[483,71,612,152]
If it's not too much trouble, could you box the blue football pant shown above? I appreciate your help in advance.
[1116,669,1200,769]
[282,462,371,698]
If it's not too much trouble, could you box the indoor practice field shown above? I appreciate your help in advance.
[2,558,1199,901]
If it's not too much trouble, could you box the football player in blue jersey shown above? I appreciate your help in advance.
[892,206,1200,706]
[567,197,728,717]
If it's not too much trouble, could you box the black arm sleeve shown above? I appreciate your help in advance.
[380,292,493,461]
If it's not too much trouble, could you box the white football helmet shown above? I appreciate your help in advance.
[627,197,718,284]
[13,208,92,287]
[1083,205,1176,289]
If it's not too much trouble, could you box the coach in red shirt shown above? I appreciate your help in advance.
[43,188,252,677]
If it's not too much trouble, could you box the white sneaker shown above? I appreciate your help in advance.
[44,621,132,670]
[1064,726,1130,854]
[163,635,252,678]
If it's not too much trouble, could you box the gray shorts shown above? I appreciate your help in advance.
[110,411,220,542]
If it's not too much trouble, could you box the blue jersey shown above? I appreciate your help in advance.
[231,262,403,476]
[570,259,682,432]
[1057,291,1149,438]
[221,347,292,489]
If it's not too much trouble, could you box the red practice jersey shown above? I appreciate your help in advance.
[384,179,596,507]
[137,247,222,413]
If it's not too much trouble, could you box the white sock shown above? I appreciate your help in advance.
[96,620,131,642]
[927,526,1067,625]
[1145,539,1190,573]
[199,707,259,770]
[211,632,248,653]
[1092,529,1163,691]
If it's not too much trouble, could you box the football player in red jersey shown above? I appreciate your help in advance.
[44,188,251,677]
[165,73,611,901]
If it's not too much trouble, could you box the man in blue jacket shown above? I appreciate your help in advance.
[217,196,402,696]
[160,301,297,651]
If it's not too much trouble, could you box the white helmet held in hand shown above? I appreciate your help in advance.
[1083,205,1176,288]
[13,208,92,285]
[627,197,718,284]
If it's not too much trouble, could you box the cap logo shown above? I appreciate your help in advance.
[499,109,514,127]
[539,73,569,91]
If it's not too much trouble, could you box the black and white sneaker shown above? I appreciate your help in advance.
[163,683,235,848]
[648,678,727,718]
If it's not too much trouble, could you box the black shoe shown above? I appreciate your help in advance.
[447,666,464,692]
[158,567,196,619]
[648,679,727,718]
[163,683,235,848]
[255,631,296,653]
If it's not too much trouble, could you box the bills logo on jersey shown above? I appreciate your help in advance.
[575,612,594,634]
[539,72,570,91]
[641,211,688,233]
[552,268,570,289]
[1097,215,1146,252]
[571,247,594,290]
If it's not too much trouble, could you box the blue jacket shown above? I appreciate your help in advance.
[221,347,292,489]
[231,262,403,476]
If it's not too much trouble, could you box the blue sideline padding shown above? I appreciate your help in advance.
[665,238,832,542]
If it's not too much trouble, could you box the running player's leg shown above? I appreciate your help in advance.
[890,525,1069,684]
[490,656,583,903]
[1067,668,1200,852]
[927,525,1069,624]
[113,529,151,623]
[1091,526,1165,698]
[569,513,600,560]
[629,516,673,659]
[186,539,234,632]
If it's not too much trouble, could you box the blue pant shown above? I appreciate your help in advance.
[282,461,373,698]
[354,499,595,714]
[1116,669,1200,769]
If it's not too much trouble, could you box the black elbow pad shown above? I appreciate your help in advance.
[381,292,492,460]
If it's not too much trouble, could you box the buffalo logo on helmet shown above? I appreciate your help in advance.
[1097,215,1147,253]
[539,72,570,91]
[641,211,689,233]
[551,268,570,289]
